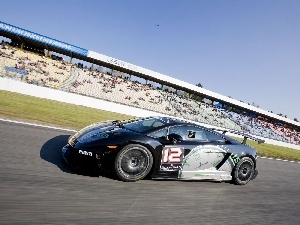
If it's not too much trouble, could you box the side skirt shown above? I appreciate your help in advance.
[178,170,232,181]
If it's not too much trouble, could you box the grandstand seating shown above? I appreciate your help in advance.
[1,43,299,145]
[68,70,175,114]
[0,43,72,88]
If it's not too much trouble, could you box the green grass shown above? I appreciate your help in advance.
[0,90,133,130]
[233,138,300,162]
[0,89,299,161]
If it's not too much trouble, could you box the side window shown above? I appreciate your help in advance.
[169,126,208,141]
[205,130,225,142]
[142,120,164,128]
[149,128,168,138]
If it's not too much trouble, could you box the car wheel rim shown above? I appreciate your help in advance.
[119,147,149,178]
[237,160,253,182]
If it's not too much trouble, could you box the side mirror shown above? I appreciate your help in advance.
[168,133,183,143]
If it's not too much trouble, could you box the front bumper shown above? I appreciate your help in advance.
[62,144,79,169]
[62,144,115,170]
[62,144,96,169]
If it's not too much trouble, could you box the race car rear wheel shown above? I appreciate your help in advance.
[115,144,153,182]
[232,157,254,185]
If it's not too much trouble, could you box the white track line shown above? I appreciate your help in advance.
[0,118,77,132]
[257,156,299,164]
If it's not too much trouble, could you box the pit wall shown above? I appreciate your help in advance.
[1,77,299,150]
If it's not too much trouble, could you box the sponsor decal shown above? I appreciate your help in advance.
[183,145,230,171]
[79,150,92,156]
[160,147,184,171]
[230,153,240,165]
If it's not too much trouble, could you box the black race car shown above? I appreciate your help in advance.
[62,116,263,185]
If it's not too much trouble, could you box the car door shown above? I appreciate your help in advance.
[167,125,233,180]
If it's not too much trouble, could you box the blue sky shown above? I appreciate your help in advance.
[1,0,299,120]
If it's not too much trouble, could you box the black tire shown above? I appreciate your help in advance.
[232,157,255,185]
[115,144,153,182]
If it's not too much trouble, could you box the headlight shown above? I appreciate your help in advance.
[68,136,77,146]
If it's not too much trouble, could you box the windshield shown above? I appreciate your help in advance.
[123,118,167,133]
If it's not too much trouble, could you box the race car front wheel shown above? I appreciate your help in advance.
[232,157,255,185]
[115,144,153,182]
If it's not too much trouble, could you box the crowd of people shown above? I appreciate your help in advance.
[1,43,299,145]
[0,42,73,88]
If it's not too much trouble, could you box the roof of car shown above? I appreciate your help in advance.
[124,116,211,131]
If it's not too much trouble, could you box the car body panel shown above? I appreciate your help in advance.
[62,116,262,183]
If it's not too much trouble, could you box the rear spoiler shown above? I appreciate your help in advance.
[212,128,265,144]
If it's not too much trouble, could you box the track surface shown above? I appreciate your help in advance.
[0,120,299,225]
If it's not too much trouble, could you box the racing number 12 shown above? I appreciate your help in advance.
[162,147,183,163]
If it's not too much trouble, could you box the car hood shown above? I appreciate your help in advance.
[68,121,120,145]
[68,120,149,148]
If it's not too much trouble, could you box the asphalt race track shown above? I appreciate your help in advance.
[0,120,299,225]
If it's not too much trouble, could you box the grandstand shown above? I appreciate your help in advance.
[0,43,73,88]
[0,20,299,146]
